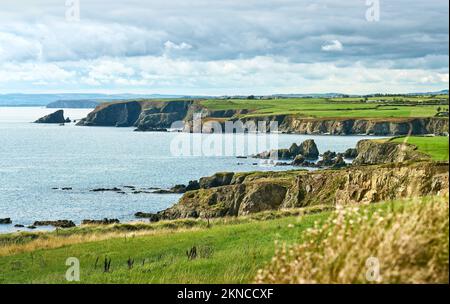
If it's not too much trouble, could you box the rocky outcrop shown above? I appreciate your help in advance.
[0,218,12,224]
[155,161,448,220]
[298,139,319,159]
[353,139,429,165]
[254,139,319,160]
[199,172,235,189]
[33,220,76,228]
[344,148,358,159]
[81,218,120,225]
[34,110,67,124]
[77,101,142,127]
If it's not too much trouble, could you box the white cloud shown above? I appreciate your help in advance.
[321,40,343,52]
[164,41,193,51]
[0,55,447,94]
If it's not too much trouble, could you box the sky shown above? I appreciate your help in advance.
[0,0,448,95]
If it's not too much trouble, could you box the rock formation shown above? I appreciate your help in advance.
[81,218,120,225]
[34,110,67,124]
[0,218,12,224]
[254,139,319,160]
[33,220,76,228]
[353,139,429,165]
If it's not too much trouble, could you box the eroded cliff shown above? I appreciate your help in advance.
[157,161,449,220]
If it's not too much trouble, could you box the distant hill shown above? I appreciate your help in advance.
[0,90,447,106]
[405,89,449,96]
[46,100,101,108]
[0,93,201,107]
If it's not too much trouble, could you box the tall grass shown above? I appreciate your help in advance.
[0,205,330,257]
[255,196,449,284]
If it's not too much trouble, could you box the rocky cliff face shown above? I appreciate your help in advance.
[277,117,449,136]
[353,139,429,165]
[135,100,193,131]
[158,161,449,220]
[77,101,142,127]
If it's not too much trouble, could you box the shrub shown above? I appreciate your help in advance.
[255,196,449,284]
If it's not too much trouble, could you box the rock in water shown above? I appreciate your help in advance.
[33,220,75,228]
[299,139,319,159]
[344,148,358,159]
[34,110,66,124]
[332,155,347,169]
[0,218,12,224]
[254,139,320,160]
[81,218,119,225]
[292,154,305,166]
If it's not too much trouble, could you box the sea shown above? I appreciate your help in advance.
[0,107,382,233]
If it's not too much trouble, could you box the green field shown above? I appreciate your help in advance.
[200,95,449,118]
[0,197,447,284]
[0,210,328,284]
[391,136,449,161]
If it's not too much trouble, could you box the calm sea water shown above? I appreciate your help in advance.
[0,107,381,233]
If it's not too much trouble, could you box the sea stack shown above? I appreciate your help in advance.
[34,110,67,124]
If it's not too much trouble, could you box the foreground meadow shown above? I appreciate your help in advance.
[0,197,447,284]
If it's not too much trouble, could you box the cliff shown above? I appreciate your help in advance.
[353,139,429,165]
[76,100,193,130]
[134,100,193,131]
[156,161,448,220]
[76,101,142,127]
[181,112,448,136]
[77,100,449,135]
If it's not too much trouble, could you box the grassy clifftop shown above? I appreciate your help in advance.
[200,95,448,119]
[390,136,449,161]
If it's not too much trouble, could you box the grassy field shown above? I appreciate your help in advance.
[0,208,329,284]
[391,136,449,161]
[1,196,447,284]
[200,95,449,118]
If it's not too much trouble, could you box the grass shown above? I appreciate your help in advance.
[200,96,449,119]
[1,196,447,284]
[390,136,449,161]
[0,207,330,283]
[256,196,449,284]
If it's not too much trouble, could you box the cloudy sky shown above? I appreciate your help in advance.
[0,0,448,95]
